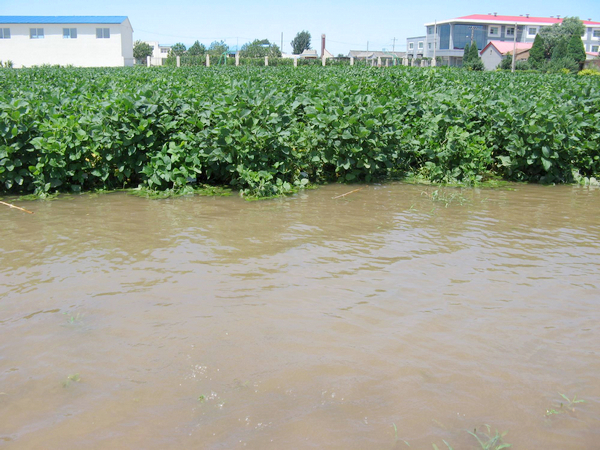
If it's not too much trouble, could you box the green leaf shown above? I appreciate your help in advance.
[541,157,552,171]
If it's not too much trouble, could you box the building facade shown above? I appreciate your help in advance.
[405,36,426,59]
[143,41,171,66]
[408,14,600,67]
[0,16,134,68]
[480,41,532,70]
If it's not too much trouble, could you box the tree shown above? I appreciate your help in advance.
[539,17,585,59]
[567,33,586,69]
[551,38,568,60]
[468,42,480,63]
[463,41,483,70]
[291,31,311,55]
[529,34,545,68]
[560,17,586,38]
[171,43,187,56]
[208,40,229,57]
[133,40,153,62]
[188,41,206,56]
[463,43,471,64]
[239,39,282,58]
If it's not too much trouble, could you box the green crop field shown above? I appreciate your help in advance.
[1,66,599,198]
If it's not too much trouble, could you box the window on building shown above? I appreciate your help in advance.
[161,48,169,53]
[489,26,500,37]
[594,29,600,38]
[63,28,77,39]
[30,28,44,39]
[427,26,434,35]
[592,45,599,52]
[454,25,485,50]
[418,41,423,49]
[0,28,10,39]
[409,42,414,50]
[506,27,515,37]
[96,28,110,39]
[528,27,537,36]
[428,42,432,49]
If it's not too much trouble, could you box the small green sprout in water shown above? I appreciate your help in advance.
[63,312,84,324]
[421,189,468,208]
[63,373,81,388]
[546,393,585,416]
[468,424,511,450]
[392,423,411,447]
[432,441,454,450]
[198,395,206,402]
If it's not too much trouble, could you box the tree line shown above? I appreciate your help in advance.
[499,17,588,72]
[133,31,313,64]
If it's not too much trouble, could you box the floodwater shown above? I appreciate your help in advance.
[1,183,599,449]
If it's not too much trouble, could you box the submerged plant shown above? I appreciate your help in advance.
[63,312,84,324]
[546,393,585,416]
[63,373,81,388]
[392,423,411,447]
[421,188,468,207]
[468,425,511,449]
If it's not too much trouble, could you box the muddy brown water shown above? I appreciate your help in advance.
[1,183,599,449]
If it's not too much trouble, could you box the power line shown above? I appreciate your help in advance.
[135,28,252,42]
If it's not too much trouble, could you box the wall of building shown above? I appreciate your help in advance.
[0,22,132,67]
[481,46,502,70]
[120,21,134,66]
[406,36,425,59]
[583,26,600,52]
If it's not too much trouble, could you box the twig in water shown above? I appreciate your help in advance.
[0,200,34,214]
[332,187,364,199]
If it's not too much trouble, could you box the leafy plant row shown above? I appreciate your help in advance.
[1,66,599,198]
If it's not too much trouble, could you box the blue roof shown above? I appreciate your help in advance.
[0,16,128,24]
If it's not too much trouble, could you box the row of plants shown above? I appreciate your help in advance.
[1,66,599,198]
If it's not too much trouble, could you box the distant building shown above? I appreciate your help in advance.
[0,16,133,67]
[348,50,405,59]
[405,37,426,59]
[143,41,171,65]
[408,14,600,67]
[301,48,319,59]
[480,41,532,70]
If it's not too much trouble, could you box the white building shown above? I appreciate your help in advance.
[0,16,134,68]
[409,14,600,66]
[143,41,171,66]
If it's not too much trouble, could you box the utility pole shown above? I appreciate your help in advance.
[367,41,369,51]
[432,20,437,65]
[281,32,283,53]
[511,22,518,72]
[392,37,396,52]
[468,26,478,45]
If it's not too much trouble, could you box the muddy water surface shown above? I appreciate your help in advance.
[1,183,599,449]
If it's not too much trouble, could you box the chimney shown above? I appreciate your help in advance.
[494,12,497,17]
[526,14,530,18]
[321,34,326,58]
[557,15,561,19]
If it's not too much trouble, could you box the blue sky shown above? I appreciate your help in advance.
[3,0,600,55]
